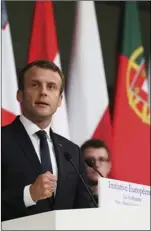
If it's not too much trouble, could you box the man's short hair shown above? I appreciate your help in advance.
[18,59,65,94]
[81,139,110,159]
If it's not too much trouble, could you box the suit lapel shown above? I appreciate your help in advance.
[13,116,41,175]
[50,129,67,207]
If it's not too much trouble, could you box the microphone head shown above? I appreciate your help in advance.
[64,152,72,161]
[85,159,94,168]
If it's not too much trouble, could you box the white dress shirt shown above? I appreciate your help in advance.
[20,115,58,207]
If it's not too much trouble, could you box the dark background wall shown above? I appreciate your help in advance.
[5,1,150,113]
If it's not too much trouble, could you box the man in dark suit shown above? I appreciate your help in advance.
[2,60,92,222]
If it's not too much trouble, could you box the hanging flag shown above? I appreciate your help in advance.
[28,1,70,139]
[1,1,20,126]
[67,1,112,150]
[111,2,150,185]
[147,58,150,103]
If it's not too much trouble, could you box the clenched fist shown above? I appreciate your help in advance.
[30,171,57,201]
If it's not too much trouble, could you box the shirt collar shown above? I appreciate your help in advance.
[19,114,51,139]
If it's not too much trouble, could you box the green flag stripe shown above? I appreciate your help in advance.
[123,2,144,62]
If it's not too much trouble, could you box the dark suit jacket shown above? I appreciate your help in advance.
[2,116,91,221]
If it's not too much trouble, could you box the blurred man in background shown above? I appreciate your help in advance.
[81,139,111,206]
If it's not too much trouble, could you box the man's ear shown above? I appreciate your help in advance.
[17,90,23,103]
[58,94,63,107]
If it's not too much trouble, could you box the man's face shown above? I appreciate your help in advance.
[17,66,62,121]
[84,147,111,184]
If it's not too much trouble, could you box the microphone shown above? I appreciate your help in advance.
[85,159,104,177]
[64,152,97,207]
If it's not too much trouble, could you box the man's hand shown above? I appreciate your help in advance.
[30,171,57,201]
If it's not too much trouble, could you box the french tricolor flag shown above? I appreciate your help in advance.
[2,1,20,126]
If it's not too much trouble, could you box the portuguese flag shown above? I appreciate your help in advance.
[110,2,150,185]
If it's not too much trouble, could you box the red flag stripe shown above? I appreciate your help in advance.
[28,1,58,63]
[92,107,112,153]
[1,108,16,126]
[110,54,150,185]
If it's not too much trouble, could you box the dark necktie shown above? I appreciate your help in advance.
[36,130,53,174]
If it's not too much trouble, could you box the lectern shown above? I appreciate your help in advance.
[2,207,150,230]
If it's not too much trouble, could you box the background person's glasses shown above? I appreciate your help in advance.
[85,157,109,166]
